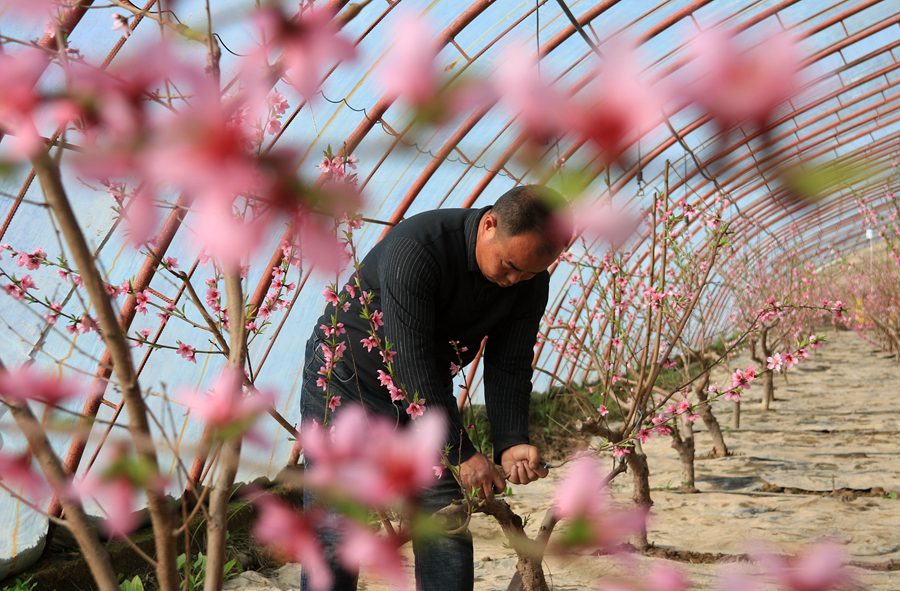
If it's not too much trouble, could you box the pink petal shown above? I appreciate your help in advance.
[0,365,80,406]
[338,522,410,589]
[379,12,439,106]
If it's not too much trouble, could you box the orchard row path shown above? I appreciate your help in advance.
[226,328,899,590]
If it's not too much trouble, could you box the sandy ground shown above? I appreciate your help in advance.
[226,329,900,590]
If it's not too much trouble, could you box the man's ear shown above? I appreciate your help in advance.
[483,212,499,235]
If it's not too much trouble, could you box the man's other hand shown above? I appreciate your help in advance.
[500,444,549,485]
[459,452,505,501]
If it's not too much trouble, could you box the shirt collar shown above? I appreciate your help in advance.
[465,206,492,273]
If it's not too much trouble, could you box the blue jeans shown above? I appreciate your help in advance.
[299,334,474,591]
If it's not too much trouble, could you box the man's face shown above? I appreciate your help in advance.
[476,213,560,288]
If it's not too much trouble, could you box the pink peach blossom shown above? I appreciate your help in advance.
[494,42,570,144]
[378,369,394,387]
[178,369,274,437]
[252,5,357,100]
[2,0,61,19]
[645,564,690,591]
[552,453,645,551]
[684,26,799,127]
[69,473,139,538]
[176,342,197,363]
[572,196,643,247]
[252,494,332,591]
[4,274,36,300]
[380,348,397,364]
[731,367,756,389]
[302,405,444,507]
[133,290,150,314]
[140,65,263,209]
[406,399,426,419]
[16,248,46,270]
[0,365,80,406]
[338,522,410,589]
[757,542,852,591]
[0,48,51,157]
[387,384,404,402]
[379,11,439,106]
[570,41,661,165]
[0,451,49,501]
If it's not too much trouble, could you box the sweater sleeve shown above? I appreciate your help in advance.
[378,237,478,465]
[483,273,549,465]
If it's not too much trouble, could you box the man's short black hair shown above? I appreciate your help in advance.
[492,185,570,253]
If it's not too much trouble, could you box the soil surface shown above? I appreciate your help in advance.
[226,329,899,590]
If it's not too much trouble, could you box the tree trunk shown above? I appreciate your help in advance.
[473,500,548,591]
[204,272,246,591]
[694,384,729,457]
[751,328,775,411]
[669,416,697,491]
[760,369,775,410]
[626,443,652,550]
[6,399,119,591]
[32,151,180,591]
[508,557,548,591]
[732,400,741,430]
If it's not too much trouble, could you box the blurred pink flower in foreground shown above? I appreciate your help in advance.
[66,442,165,538]
[571,41,661,165]
[253,5,357,100]
[379,11,440,107]
[119,186,158,247]
[552,453,646,552]
[0,48,51,157]
[684,26,800,128]
[252,494,331,591]
[0,451,49,501]
[65,46,175,179]
[338,522,410,589]
[1,0,61,19]
[144,77,260,207]
[645,564,690,591]
[757,541,853,591]
[571,195,643,247]
[715,567,762,591]
[0,364,80,406]
[302,404,445,507]
[596,563,689,591]
[289,208,354,276]
[69,472,139,538]
[494,42,571,145]
[179,369,275,440]
[192,199,270,268]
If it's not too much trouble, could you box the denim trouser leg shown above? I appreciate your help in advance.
[300,468,360,591]
[301,333,360,591]
[299,333,473,591]
[413,472,474,591]
[299,469,473,591]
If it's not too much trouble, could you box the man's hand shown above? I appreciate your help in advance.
[500,444,549,485]
[459,452,505,501]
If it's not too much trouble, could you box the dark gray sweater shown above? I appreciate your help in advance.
[308,206,548,464]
